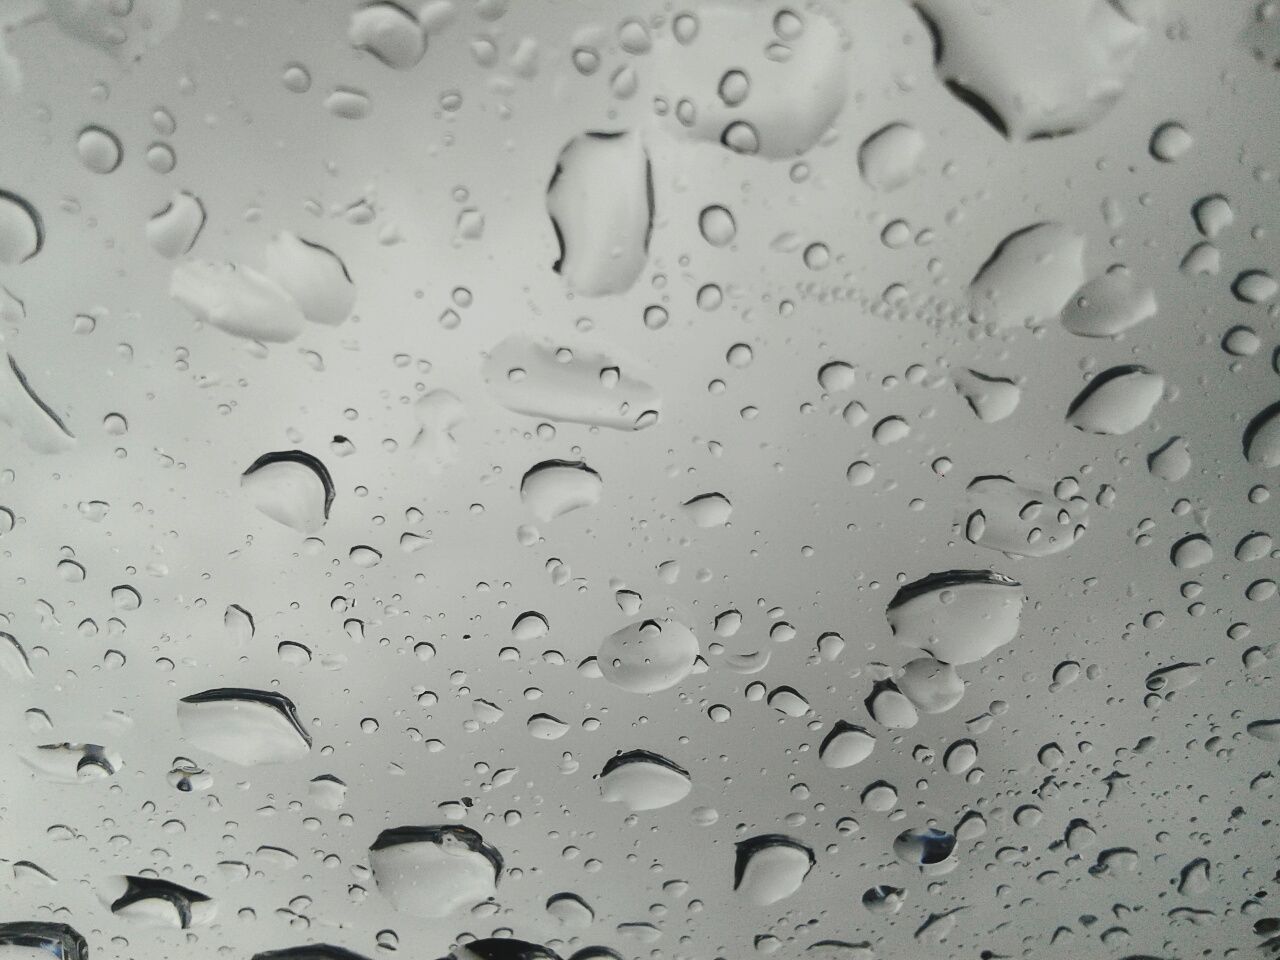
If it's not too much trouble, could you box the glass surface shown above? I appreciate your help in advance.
[0,1,1278,958]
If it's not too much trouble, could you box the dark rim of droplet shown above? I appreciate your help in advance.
[886,569,1021,614]
[600,748,691,779]
[252,946,376,960]
[520,458,602,494]
[8,355,75,441]
[457,939,563,960]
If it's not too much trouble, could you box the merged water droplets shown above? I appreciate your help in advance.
[654,4,849,159]
[818,721,876,768]
[75,125,122,174]
[170,232,354,340]
[915,0,1151,140]
[368,825,502,917]
[598,618,699,693]
[886,570,1024,665]
[963,475,1088,557]
[1243,401,1280,467]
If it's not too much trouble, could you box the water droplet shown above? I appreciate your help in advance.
[76,125,122,173]
[521,460,602,521]
[858,123,925,191]
[241,450,335,534]
[733,835,814,905]
[598,749,692,810]
[177,688,312,766]
[886,570,1024,664]
[369,825,502,918]
[598,618,699,693]
[1065,364,1163,435]
[0,189,44,263]
[547,131,651,296]
[969,222,1086,328]
[349,2,426,70]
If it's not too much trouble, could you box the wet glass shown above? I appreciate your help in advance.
[0,1,1278,958]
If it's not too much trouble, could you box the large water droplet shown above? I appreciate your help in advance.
[733,835,814,905]
[1065,364,1163,435]
[369,825,502,917]
[547,131,652,296]
[177,688,312,766]
[170,260,305,342]
[598,749,692,810]
[969,223,1086,328]
[241,450,335,534]
[0,189,42,264]
[915,0,1149,140]
[349,2,426,69]
[482,336,661,430]
[598,618,699,693]
[520,460,603,521]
